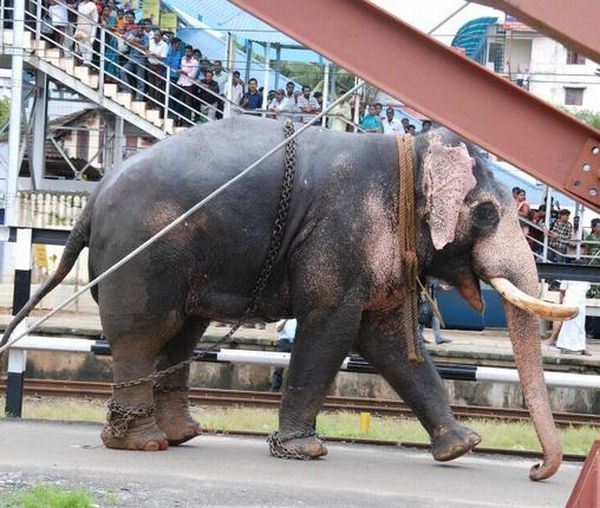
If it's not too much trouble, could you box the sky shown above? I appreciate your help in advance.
[370,0,505,44]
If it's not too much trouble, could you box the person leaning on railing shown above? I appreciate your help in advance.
[146,31,169,107]
[174,45,199,126]
[545,208,573,263]
[120,21,149,102]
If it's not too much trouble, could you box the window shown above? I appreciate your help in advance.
[76,129,89,159]
[566,49,586,65]
[564,87,584,106]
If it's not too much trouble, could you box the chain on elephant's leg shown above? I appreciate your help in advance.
[100,381,169,451]
[269,303,363,460]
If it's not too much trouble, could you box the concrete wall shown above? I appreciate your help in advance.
[529,37,600,112]
[20,350,600,415]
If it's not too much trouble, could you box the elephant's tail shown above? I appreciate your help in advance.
[0,202,93,348]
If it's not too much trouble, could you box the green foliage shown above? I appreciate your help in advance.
[277,62,360,96]
[0,97,9,130]
[0,484,94,508]
[571,109,600,130]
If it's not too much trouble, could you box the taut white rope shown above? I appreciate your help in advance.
[0,81,365,354]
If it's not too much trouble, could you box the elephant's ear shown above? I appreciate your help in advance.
[422,140,476,250]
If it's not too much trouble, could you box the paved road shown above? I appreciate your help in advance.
[0,419,580,507]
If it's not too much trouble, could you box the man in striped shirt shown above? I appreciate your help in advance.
[547,209,573,263]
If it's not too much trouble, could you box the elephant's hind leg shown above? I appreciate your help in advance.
[357,308,481,462]
[100,328,172,451]
[154,318,209,445]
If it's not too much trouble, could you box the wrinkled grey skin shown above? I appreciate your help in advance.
[2,116,559,479]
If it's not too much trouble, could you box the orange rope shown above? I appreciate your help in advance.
[396,134,423,364]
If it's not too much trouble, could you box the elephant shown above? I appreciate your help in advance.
[2,116,576,480]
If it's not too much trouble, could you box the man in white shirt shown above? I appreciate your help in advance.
[296,85,319,123]
[49,0,68,53]
[223,70,244,115]
[382,106,404,135]
[268,89,299,119]
[212,60,228,119]
[147,31,169,107]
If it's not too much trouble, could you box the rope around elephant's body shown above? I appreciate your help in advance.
[397,134,423,364]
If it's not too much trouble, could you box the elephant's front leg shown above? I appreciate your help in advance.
[357,306,481,461]
[272,302,363,459]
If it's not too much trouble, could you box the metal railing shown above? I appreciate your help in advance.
[521,214,600,265]
[0,0,248,133]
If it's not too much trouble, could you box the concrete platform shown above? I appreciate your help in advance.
[0,419,582,507]
[1,310,598,373]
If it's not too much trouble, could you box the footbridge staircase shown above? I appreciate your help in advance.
[1,0,235,143]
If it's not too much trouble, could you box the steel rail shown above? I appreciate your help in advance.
[4,379,599,428]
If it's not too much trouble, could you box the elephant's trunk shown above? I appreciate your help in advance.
[473,219,562,480]
[503,300,562,480]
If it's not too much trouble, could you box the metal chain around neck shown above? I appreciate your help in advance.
[112,121,298,390]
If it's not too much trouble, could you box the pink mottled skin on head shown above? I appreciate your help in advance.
[422,136,476,251]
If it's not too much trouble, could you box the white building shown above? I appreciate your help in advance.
[485,20,600,112]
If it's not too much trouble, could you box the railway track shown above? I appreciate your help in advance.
[3,378,599,428]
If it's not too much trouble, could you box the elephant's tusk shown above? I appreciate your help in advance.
[489,277,579,321]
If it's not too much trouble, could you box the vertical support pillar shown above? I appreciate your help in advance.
[321,63,330,127]
[329,64,337,100]
[245,40,253,84]
[542,187,552,262]
[113,115,124,171]
[5,227,32,417]
[261,42,270,114]
[1,0,25,282]
[274,44,281,90]
[5,0,24,227]
[352,77,362,131]
[224,32,235,118]
[30,70,47,190]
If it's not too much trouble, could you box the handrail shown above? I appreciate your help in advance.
[36,0,244,119]
[244,108,367,132]
[23,0,212,129]
[520,214,600,265]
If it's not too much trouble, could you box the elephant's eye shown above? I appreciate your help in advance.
[471,201,500,236]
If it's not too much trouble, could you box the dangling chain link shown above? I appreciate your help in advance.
[111,121,298,392]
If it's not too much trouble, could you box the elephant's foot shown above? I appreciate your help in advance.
[431,424,481,461]
[267,430,328,460]
[154,389,202,446]
[101,397,168,451]
[101,416,169,451]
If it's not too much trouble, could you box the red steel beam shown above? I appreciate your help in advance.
[477,0,600,63]
[229,0,600,211]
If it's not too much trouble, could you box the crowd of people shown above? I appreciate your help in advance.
[513,186,600,266]
[43,1,433,130]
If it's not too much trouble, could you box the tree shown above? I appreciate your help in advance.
[571,109,600,130]
[0,97,9,128]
